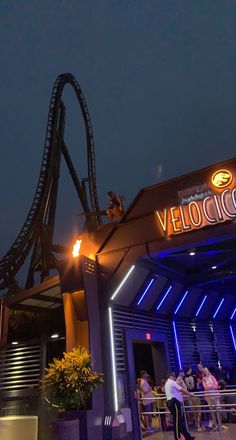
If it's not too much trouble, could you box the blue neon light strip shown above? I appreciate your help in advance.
[213,298,225,319]
[137,278,155,306]
[230,325,236,351]
[230,307,236,321]
[174,290,189,315]
[195,295,208,317]
[156,285,173,311]
[173,321,182,369]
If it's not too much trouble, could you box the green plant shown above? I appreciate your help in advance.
[40,346,103,412]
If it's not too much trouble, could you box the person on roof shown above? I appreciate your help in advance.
[106,191,124,221]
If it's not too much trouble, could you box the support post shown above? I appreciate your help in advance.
[62,290,89,352]
[0,301,9,347]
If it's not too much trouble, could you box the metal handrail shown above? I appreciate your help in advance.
[137,388,236,440]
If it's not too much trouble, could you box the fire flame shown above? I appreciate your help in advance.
[72,239,82,258]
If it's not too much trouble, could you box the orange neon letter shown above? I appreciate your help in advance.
[179,206,191,231]
[155,209,168,233]
[188,202,202,227]
[170,207,182,233]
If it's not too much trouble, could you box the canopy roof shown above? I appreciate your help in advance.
[97,157,236,320]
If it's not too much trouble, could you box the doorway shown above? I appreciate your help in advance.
[133,341,167,387]
[124,330,169,439]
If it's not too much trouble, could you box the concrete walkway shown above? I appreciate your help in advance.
[143,424,236,440]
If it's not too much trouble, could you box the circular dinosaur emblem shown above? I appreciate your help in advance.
[211,169,233,188]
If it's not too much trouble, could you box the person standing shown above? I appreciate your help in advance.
[196,361,204,381]
[176,370,187,390]
[139,370,155,432]
[202,367,228,431]
[202,367,219,430]
[184,366,204,432]
[165,371,195,440]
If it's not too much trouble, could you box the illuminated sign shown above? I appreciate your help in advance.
[211,169,233,189]
[155,170,236,236]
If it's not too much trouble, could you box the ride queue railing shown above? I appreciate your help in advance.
[138,388,236,439]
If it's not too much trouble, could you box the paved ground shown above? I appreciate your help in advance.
[143,424,236,440]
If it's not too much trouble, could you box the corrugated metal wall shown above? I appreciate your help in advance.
[113,307,236,378]
[0,343,41,392]
[113,307,176,372]
[175,319,236,369]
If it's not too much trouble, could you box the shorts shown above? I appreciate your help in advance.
[143,403,153,413]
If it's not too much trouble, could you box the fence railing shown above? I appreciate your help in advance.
[138,388,236,439]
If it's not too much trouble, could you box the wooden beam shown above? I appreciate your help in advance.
[10,303,62,313]
[5,276,60,307]
[34,294,62,304]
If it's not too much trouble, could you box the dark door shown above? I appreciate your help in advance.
[133,341,167,386]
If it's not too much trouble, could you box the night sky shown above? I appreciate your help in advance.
[1,1,236,263]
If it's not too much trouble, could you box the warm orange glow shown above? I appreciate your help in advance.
[211,169,233,189]
[72,239,82,258]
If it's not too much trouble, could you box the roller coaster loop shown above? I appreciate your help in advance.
[0,73,101,292]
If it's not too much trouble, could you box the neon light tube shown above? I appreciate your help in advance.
[230,325,236,351]
[213,298,225,319]
[137,278,155,306]
[156,285,173,311]
[110,265,135,300]
[230,307,236,321]
[174,290,189,315]
[195,295,208,317]
[108,307,118,412]
[172,321,182,369]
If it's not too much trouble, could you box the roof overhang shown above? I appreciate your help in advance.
[5,276,61,312]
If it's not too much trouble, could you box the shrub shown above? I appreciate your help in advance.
[40,346,103,411]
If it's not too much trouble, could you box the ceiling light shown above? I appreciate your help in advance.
[12,341,19,345]
[189,249,196,256]
[51,334,59,339]
[211,265,217,270]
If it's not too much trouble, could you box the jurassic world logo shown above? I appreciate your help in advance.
[155,169,235,237]
[211,169,233,189]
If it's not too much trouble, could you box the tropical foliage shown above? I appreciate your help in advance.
[40,346,103,411]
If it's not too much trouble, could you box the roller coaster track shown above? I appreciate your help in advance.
[0,73,101,291]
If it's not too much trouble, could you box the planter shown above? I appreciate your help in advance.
[51,411,88,440]
[41,347,103,440]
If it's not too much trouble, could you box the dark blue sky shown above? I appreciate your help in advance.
[1,1,236,258]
